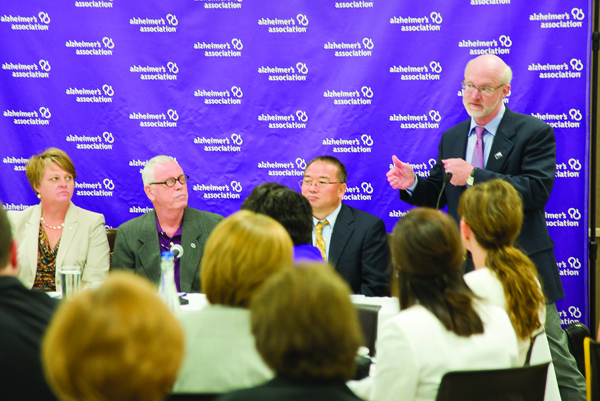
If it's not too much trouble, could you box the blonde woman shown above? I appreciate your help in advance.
[42,272,184,401]
[459,179,560,400]
[8,148,109,290]
[459,179,546,363]
[173,210,294,394]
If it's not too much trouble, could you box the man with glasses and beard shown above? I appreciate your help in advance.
[113,156,223,293]
[386,54,585,401]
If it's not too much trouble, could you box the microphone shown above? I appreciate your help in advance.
[170,244,184,259]
[436,173,452,210]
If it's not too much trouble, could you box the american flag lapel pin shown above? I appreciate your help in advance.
[494,152,503,160]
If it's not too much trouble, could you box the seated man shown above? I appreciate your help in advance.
[0,203,59,401]
[241,183,322,262]
[300,156,391,296]
[112,155,223,292]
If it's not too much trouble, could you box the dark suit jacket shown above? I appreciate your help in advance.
[216,376,362,401]
[0,276,59,401]
[400,107,563,303]
[329,203,391,297]
[112,206,223,293]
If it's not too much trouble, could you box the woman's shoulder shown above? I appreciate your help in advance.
[384,305,444,337]
[7,204,39,225]
[69,203,106,222]
[181,305,251,331]
[464,268,506,307]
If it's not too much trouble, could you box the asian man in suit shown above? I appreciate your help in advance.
[300,156,391,296]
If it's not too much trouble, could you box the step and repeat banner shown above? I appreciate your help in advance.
[0,0,592,326]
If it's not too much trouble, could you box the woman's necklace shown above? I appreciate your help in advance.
[40,216,64,230]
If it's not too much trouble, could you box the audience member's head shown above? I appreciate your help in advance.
[458,179,544,339]
[42,272,184,401]
[392,208,483,337]
[459,179,523,249]
[25,148,77,195]
[0,203,18,275]
[241,183,313,245]
[201,210,293,307]
[250,262,363,381]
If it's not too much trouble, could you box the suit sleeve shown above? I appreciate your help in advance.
[81,213,110,287]
[360,218,392,297]
[111,225,135,272]
[475,124,556,210]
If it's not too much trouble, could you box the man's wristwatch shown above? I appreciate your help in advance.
[466,167,477,186]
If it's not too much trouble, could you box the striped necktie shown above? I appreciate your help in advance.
[315,220,329,261]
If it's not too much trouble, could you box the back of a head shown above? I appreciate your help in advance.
[0,203,13,270]
[392,208,483,337]
[250,263,363,381]
[201,210,294,307]
[458,179,523,250]
[392,208,463,278]
[42,272,184,401]
[241,183,313,245]
[458,179,544,339]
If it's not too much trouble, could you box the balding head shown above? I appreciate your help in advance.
[465,55,512,86]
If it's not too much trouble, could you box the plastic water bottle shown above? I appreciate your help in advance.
[159,251,180,314]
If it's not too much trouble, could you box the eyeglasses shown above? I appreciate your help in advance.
[150,174,189,187]
[298,179,345,189]
[461,81,505,96]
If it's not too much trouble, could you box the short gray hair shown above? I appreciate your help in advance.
[141,156,177,186]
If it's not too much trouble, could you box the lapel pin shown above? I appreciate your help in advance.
[191,243,196,249]
[69,227,74,231]
[494,152,503,160]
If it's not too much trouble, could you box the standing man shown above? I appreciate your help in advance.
[301,156,391,296]
[0,203,59,400]
[112,156,223,293]
[387,54,585,400]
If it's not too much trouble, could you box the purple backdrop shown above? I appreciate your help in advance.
[0,0,591,327]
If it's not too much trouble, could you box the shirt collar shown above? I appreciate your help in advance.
[469,103,506,137]
[312,202,343,230]
[155,213,182,239]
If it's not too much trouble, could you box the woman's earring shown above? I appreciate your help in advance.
[37,193,41,199]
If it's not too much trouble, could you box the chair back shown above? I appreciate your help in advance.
[354,303,381,357]
[165,393,220,401]
[584,337,600,400]
[435,362,549,401]
[565,322,590,377]
[106,228,117,268]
